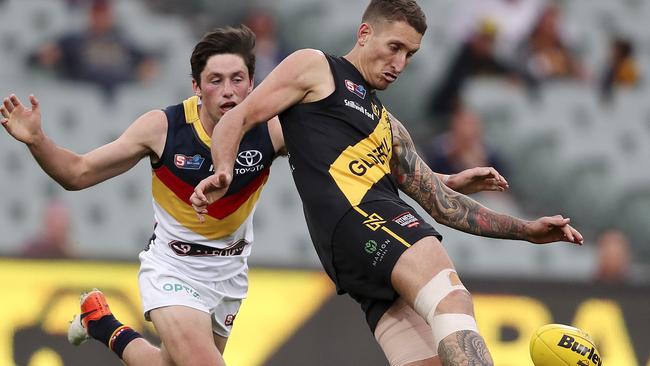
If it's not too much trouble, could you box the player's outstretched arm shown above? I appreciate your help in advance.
[388,113,583,245]
[194,49,327,208]
[1,93,165,190]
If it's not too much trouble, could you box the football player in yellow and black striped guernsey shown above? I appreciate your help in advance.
[194,1,585,366]
[1,26,284,366]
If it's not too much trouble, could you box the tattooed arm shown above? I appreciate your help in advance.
[388,112,583,244]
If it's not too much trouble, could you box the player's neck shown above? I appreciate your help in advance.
[343,49,372,88]
[197,104,216,138]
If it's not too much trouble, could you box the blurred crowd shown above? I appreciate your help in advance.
[27,0,290,101]
[418,0,644,283]
[429,0,640,122]
[29,0,159,102]
[423,0,641,195]
[20,200,74,259]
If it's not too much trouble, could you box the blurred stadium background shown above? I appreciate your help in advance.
[0,0,649,365]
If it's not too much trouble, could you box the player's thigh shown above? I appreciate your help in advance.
[391,236,460,308]
[150,305,223,366]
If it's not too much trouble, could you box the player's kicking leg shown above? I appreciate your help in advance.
[392,237,493,366]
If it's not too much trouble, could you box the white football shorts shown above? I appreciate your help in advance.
[138,238,249,337]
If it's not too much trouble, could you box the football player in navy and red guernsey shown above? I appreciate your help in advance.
[2,26,281,366]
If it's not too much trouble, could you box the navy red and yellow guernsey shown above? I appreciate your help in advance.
[151,96,275,250]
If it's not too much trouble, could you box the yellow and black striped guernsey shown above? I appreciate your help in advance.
[278,55,399,268]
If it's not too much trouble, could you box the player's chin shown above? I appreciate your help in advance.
[375,80,391,90]
[374,84,388,91]
[372,78,391,90]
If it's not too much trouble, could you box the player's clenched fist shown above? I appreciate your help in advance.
[190,173,232,222]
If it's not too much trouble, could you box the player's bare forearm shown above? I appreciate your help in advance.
[388,114,528,240]
[211,109,248,176]
[4,94,158,190]
[424,170,527,240]
[27,134,87,190]
[27,114,159,190]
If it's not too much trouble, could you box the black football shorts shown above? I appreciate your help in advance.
[330,199,442,331]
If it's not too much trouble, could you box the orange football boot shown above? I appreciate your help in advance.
[68,289,112,345]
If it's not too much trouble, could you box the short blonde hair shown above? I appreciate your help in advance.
[362,0,427,35]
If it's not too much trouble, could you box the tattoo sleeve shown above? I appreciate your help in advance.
[388,113,528,240]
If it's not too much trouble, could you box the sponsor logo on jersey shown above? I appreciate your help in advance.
[235,164,265,175]
[344,99,375,120]
[169,239,249,257]
[345,79,367,99]
[174,154,205,170]
[329,110,393,207]
[236,150,263,167]
[347,137,391,177]
[392,212,420,228]
[235,150,265,175]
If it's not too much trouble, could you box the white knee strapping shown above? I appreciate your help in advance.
[413,269,478,349]
[413,269,468,317]
[430,313,478,349]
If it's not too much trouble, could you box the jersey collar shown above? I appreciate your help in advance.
[183,96,212,147]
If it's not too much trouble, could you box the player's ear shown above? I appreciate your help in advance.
[248,75,254,93]
[358,23,372,47]
[192,78,202,98]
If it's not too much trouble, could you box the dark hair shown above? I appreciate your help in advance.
[362,0,427,35]
[190,25,256,85]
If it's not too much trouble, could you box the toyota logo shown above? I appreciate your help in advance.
[236,150,263,167]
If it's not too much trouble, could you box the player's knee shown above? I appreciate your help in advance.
[173,347,223,366]
[412,268,470,319]
[412,269,478,350]
[435,288,474,316]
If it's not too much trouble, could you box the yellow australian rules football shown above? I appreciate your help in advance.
[530,324,603,366]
